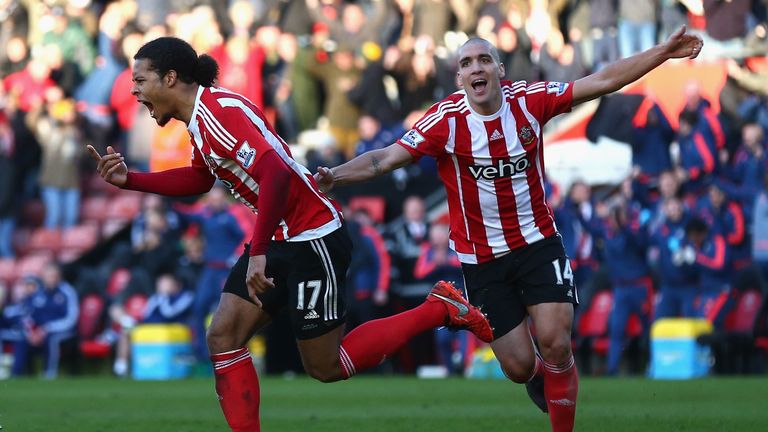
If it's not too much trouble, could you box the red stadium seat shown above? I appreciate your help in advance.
[348,196,386,224]
[105,193,142,222]
[0,258,17,285]
[81,196,109,223]
[15,253,53,278]
[62,223,100,252]
[724,290,763,334]
[21,200,45,228]
[106,268,131,298]
[78,294,112,359]
[28,228,63,254]
[78,294,106,340]
[11,228,31,257]
[578,291,613,337]
[124,294,148,322]
[101,219,128,238]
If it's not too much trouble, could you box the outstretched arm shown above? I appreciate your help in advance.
[87,145,215,196]
[314,143,414,193]
[572,26,703,106]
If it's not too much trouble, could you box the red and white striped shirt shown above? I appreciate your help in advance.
[188,86,342,242]
[398,80,573,264]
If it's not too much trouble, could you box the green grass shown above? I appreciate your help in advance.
[1,376,767,431]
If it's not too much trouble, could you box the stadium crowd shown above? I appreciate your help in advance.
[1,0,767,378]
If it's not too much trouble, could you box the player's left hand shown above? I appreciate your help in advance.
[662,25,704,60]
[246,255,274,308]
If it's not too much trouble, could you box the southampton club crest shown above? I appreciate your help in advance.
[518,125,535,146]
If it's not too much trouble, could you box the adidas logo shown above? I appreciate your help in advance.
[489,129,504,141]
[567,289,573,298]
[304,310,320,320]
[549,398,575,407]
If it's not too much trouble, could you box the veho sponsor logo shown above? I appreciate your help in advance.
[468,156,532,180]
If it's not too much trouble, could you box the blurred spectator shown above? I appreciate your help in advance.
[719,124,767,221]
[650,195,699,318]
[581,200,651,375]
[386,35,443,119]
[753,173,768,280]
[696,183,748,270]
[42,43,83,98]
[345,208,390,331]
[413,222,467,375]
[618,0,656,57]
[0,277,38,349]
[354,115,406,156]
[40,6,95,77]
[176,185,245,362]
[307,44,363,159]
[0,110,14,257]
[26,94,83,229]
[497,20,537,83]
[112,273,194,377]
[702,0,750,57]
[74,5,128,156]
[348,43,401,127]
[212,34,265,109]
[175,234,205,292]
[684,217,733,327]
[675,110,717,195]
[273,31,302,142]
[588,0,619,71]
[682,82,726,152]
[538,29,588,84]
[387,196,432,297]
[0,36,29,77]
[306,0,391,48]
[12,263,79,379]
[630,100,676,183]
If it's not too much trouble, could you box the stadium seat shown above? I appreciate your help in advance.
[78,294,112,359]
[348,196,386,224]
[701,290,764,374]
[21,200,45,228]
[124,294,148,322]
[81,196,109,223]
[15,253,53,278]
[11,228,31,257]
[85,173,121,196]
[62,224,100,252]
[106,193,142,222]
[101,219,129,239]
[0,258,17,285]
[28,228,63,254]
[106,268,131,298]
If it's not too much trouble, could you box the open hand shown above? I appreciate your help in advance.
[246,255,274,308]
[662,25,704,60]
[87,145,128,187]
[314,166,335,194]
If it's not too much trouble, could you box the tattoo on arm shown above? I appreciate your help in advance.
[371,155,382,176]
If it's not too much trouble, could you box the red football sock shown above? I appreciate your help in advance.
[339,301,445,378]
[211,347,261,432]
[543,356,579,432]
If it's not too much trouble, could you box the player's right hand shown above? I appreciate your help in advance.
[87,145,128,187]
[314,166,335,193]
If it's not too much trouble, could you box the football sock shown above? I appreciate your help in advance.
[339,301,445,378]
[543,355,579,432]
[211,347,261,431]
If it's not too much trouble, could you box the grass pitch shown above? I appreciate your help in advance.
[1,376,767,431]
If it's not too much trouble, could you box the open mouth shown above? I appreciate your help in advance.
[138,100,155,117]
[471,78,488,93]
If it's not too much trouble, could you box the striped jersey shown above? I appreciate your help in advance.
[397,80,573,264]
[188,86,342,241]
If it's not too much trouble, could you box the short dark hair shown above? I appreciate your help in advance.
[459,37,501,63]
[134,37,219,87]
[685,217,708,236]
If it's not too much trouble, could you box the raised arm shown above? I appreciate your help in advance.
[572,26,703,106]
[314,143,414,193]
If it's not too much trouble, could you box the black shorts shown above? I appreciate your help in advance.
[223,226,352,340]
[461,235,578,340]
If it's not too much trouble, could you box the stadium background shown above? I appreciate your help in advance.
[0,0,767,429]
